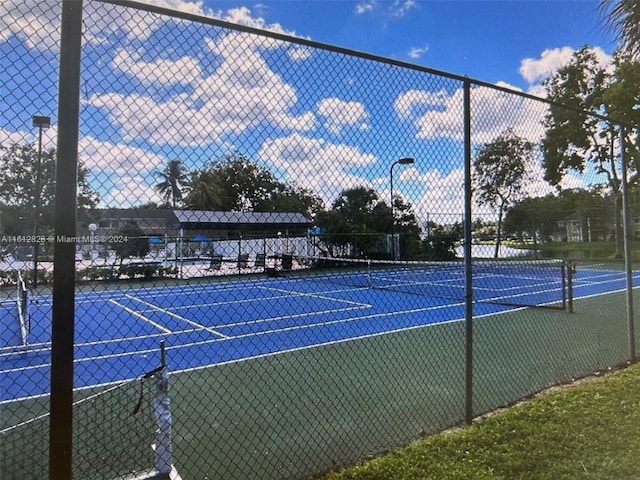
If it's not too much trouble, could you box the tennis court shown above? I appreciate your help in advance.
[1,260,636,403]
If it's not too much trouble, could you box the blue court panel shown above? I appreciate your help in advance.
[0,265,637,402]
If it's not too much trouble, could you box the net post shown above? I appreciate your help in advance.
[561,260,567,311]
[567,262,574,314]
[16,271,30,346]
[160,340,166,368]
[154,341,173,475]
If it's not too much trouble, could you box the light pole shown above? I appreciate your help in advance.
[390,157,415,260]
[32,115,51,288]
[88,223,97,266]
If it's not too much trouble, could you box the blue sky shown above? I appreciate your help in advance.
[0,0,618,222]
[242,0,614,88]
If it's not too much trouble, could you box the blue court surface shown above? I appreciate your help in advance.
[0,264,638,402]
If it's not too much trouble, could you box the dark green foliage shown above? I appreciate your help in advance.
[473,129,534,258]
[183,152,324,217]
[154,159,190,208]
[315,186,422,259]
[542,48,640,257]
[109,222,150,263]
[422,230,459,261]
[0,143,99,235]
[599,0,640,60]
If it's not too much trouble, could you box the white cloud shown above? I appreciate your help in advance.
[0,126,164,176]
[411,162,588,225]
[390,0,417,17]
[394,89,450,120]
[0,0,61,50]
[0,126,39,146]
[0,0,208,52]
[90,32,316,146]
[1,0,299,52]
[355,0,416,17]
[258,133,377,204]
[78,136,165,175]
[408,44,429,59]
[101,175,161,208]
[414,168,466,224]
[317,98,369,135]
[288,46,313,61]
[395,84,548,144]
[111,49,203,86]
[356,0,377,14]
[216,6,293,35]
[519,46,613,84]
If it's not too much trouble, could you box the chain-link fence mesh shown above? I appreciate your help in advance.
[1,1,639,479]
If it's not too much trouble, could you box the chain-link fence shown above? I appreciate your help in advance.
[1,1,639,479]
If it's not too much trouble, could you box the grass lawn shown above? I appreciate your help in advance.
[319,363,640,480]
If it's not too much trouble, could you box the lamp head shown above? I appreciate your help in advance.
[32,115,51,129]
[398,157,415,165]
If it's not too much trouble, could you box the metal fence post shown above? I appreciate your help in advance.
[620,124,635,363]
[49,1,83,479]
[463,78,473,425]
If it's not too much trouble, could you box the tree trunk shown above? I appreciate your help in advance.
[494,204,503,259]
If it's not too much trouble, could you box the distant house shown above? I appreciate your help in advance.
[556,214,608,243]
[87,209,310,240]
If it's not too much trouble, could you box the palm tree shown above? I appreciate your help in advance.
[600,0,640,59]
[154,159,189,208]
[183,169,222,210]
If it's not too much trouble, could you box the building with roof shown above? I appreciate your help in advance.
[89,209,310,240]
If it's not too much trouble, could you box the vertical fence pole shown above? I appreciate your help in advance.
[463,78,474,425]
[620,125,635,363]
[49,1,83,479]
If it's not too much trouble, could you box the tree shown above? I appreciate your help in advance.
[423,226,459,261]
[154,159,190,208]
[0,143,99,235]
[600,0,640,60]
[504,188,612,247]
[390,194,423,259]
[184,169,222,210]
[503,195,574,254]
[110,222,150,264]
[265,185,325,218]
[473,129,534,258]
[316,187,385,258]
[542,47,640,256]
[184,153,323,217]
[315,186,421,259]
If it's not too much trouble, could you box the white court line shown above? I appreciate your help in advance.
[109,299,172,334]
[574,272,630,286]
[256,284,371,307]
[0,301,461,377]
[0,327,202,356]
[123,294,230,339]
[216,305,369,329]
[5,283,640,403]
[162,285,371,325]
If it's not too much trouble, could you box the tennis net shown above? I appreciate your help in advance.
[15,272,29,346]
[287,256,568,310]
[0,368,164,480]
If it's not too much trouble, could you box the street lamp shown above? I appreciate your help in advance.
[88,223,97,266]
[32,115,51,288]
[390,157,415,260]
